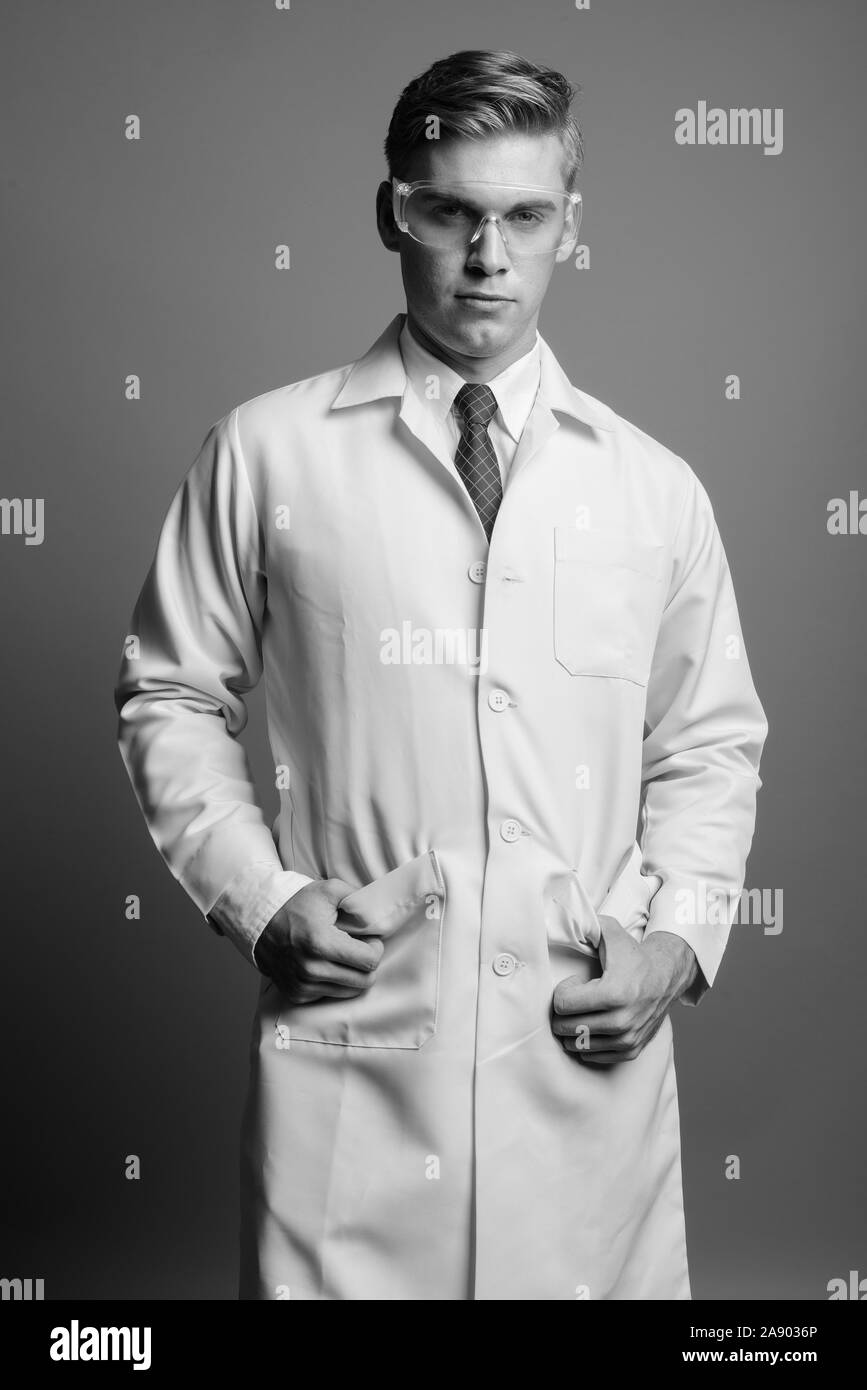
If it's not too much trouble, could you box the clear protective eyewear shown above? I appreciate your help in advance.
[392,178,582,257]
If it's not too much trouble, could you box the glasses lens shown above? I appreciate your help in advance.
[403,182,577,255]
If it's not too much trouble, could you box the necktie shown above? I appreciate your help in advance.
[453,382,503,542]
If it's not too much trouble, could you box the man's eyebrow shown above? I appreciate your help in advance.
[507,195,558,210]
[426,188,559,211]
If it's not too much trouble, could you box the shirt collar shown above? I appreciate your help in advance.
[397,316,541,444]
[331,312,615,433]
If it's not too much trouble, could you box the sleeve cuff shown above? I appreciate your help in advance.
[205,861,315,965]
[599,851,721,1006]
[642,877,733,1006]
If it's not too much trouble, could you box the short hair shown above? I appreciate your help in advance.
[384,49,584,191]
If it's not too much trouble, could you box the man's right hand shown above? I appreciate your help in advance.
[252,878,384,1003]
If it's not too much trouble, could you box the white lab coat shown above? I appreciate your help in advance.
[115,312,768,1300]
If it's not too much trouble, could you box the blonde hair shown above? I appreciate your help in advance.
[384,50,584,191]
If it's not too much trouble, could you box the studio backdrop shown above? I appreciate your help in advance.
[2,0,864,1299]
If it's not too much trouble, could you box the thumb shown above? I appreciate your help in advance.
[317,877,363,906]
[596,914,630,973]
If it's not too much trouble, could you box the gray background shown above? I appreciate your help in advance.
[2,0,864,1299]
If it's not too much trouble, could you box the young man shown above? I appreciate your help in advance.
[115,49,768,1300]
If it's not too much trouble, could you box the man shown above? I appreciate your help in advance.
[115,49,768,1301]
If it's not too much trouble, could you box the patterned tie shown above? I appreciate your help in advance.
[453,382,503,542]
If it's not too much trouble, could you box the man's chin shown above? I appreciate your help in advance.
[441,317,513,358]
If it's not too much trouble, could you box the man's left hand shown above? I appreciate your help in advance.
[551,917,699,1065]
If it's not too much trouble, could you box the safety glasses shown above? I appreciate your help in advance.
[392,178,582,257]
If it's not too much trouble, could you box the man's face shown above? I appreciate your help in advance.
[377,131,577,366]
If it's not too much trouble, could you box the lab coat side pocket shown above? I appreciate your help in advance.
[553,527,665,686]
[273,850,446,1050]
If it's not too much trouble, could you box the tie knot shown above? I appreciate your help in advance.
[454,381,499,431]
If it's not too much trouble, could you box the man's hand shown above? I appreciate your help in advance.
[551,916,699,1065]
[253,878,384,1003]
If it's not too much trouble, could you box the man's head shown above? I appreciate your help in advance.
[377,50,583,376]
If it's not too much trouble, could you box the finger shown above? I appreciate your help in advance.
[558,1026,645,1060]
[297,958,379,990]
[552,979,617,1016]
[317,925,385,971]
[317,877,365,904]
[560,1030,634,1053]
[551,1010,629,1037]
[289,981,371,1003]
[575,1047,643,1065]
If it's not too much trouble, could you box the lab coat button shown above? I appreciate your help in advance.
[487,688,510,712]
[499,818,522,842]
[492,952,517,977]
[468,561,487,584]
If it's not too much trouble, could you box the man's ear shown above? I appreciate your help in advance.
[376,180,401,253]
[554,228,580,265]
[555,196,582,264]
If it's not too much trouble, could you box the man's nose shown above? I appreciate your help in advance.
[465,217,512,273]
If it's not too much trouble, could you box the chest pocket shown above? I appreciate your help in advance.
[272,849,445,1050]
[553,527,665,686]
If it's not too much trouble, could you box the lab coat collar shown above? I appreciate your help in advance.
[331,313,615,433]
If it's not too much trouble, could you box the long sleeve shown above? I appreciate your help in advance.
[635,468,769,1005]
[114,408,313,965]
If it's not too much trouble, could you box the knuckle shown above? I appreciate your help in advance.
[303,930,328,962]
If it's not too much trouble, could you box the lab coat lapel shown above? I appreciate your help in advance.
[398,384,457,476]
[506,396,560,484]
[333,313,465,483]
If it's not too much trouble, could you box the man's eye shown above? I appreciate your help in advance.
[432,203,469,219]
[509,209,545,224]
